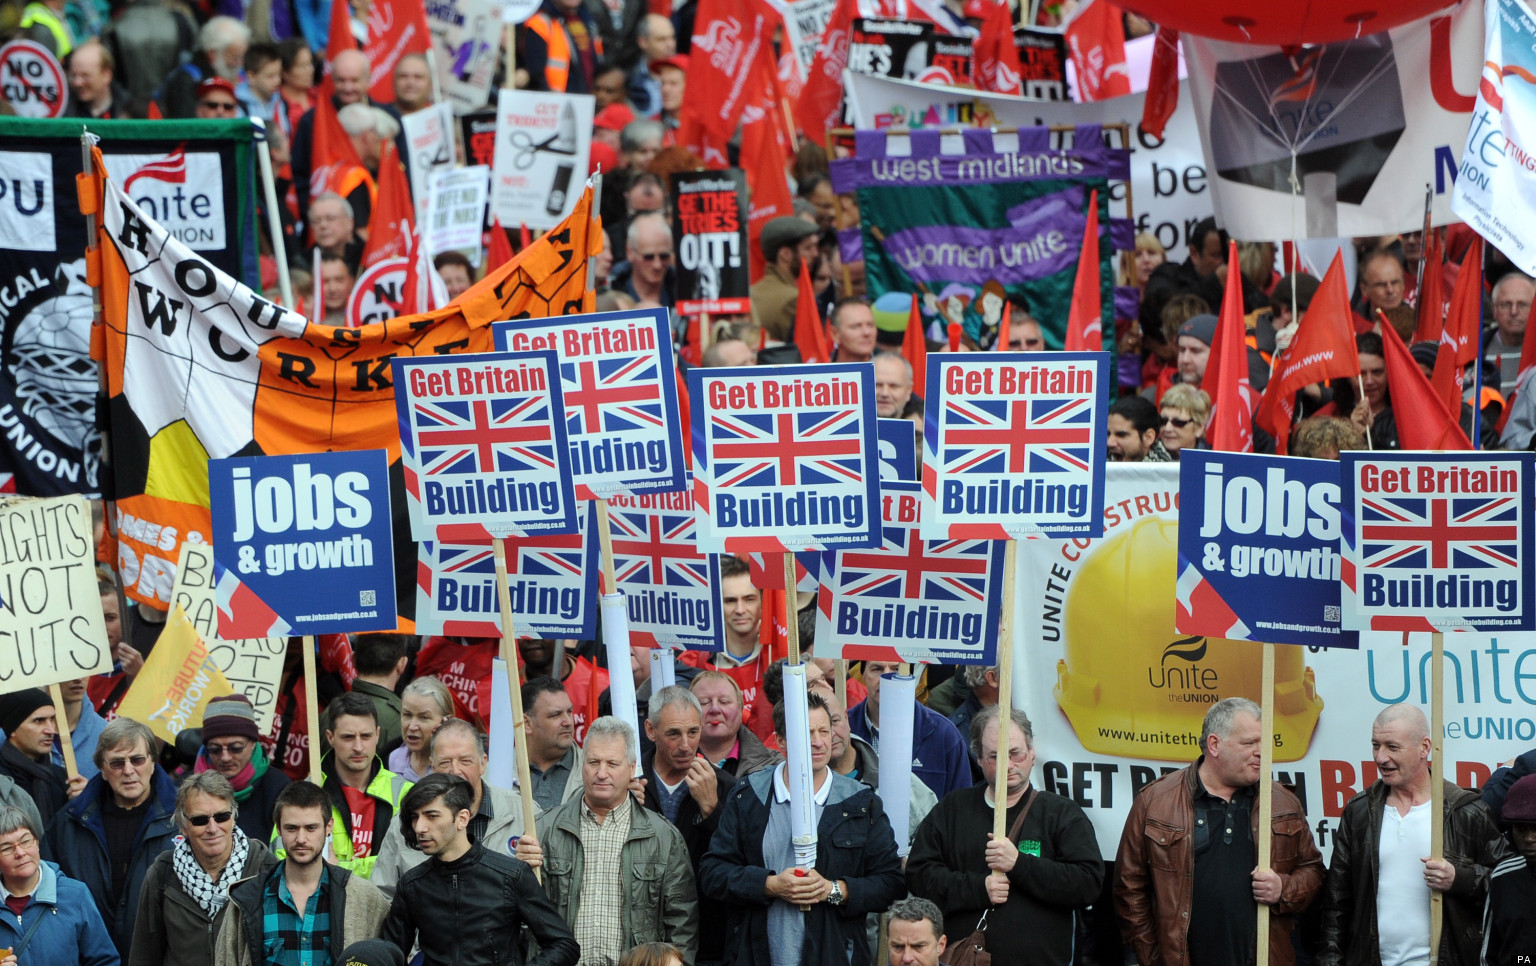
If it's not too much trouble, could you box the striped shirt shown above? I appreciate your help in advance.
[574,794,632,966]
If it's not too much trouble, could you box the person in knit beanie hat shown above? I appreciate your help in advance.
[1482,774,1536,963]
[193,694,290,842]
[0,688,73,820]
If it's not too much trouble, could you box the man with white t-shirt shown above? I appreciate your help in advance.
[1318,704,1507,966]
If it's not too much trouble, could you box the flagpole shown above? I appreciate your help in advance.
[1429,630,1445,966]
[47,683,80,782]
[312,248,323,323]
[1255,641,1276,966]
[253,117,295,309]
[991,539,1017,852]
[301,635,321,784]
[493,536,541,878]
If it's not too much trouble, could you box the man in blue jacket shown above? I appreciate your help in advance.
[45,717,177,960]
[848,662,971,801]
[0,804,117,965]
[699,689,905,966]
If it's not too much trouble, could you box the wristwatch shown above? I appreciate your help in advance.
[827,881,846,906]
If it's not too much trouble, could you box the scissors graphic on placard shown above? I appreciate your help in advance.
[506,103,581,169]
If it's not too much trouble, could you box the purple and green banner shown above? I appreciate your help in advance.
[830,124,1127,349]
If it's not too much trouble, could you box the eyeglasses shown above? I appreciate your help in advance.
[186,811,233,827]
[205,741,249,758]
[636,251,672,263]
[0,835,36,859]
[1495,301,1532,316]
[104,754,150,772]
[199,100,239,113]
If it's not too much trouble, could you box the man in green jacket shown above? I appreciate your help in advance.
[516,716,698,963]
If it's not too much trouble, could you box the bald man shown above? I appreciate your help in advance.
[1317,704,1507,966]
[291,49,373,221]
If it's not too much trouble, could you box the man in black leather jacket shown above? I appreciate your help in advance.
[382,774,579,966]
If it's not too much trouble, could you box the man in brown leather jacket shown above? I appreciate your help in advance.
[1316,704,1507,966]
[1114,697,1324,966]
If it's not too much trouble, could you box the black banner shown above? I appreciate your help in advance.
[671,169,750,316]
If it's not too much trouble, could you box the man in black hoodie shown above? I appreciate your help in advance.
[0,688,80,821]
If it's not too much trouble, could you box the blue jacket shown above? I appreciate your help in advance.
[44,767,177,960]
[848,698,972,801]
[55,701,106,780]
[0,861,119,966]
[698,768,905,966]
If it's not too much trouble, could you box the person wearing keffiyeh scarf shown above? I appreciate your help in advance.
[194,694,293,842]
[126,771,274,966]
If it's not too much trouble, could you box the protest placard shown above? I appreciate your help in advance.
[817,480,1005,664]
[849,19,935,80]
[490,91,593,232]
[169,542,287,732]
[116,606,236,744]
[921,352,1109,540]
[347,257,411,327]
[393,351,577,542]
[606,483,724,651]
[0,494,111,689]
[689,364,881,553]
[768,0,839,78]
[493,308,686,500]
[460,109,498,168]
[1014,25,1069,100]
[1340,452,1536,633]
[208,450,398,637]
[428,0,504,113]
[427,165,491,259]
[0,41,68,118]
[671,171,751,316]
[400,102,456,223]
[414,502,599,639]
[1175,452,1355,649]
[877,417,918,483]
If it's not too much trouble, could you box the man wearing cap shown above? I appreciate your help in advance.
[193,694,292,844]
[1318,704,1506,966]
[0,688,81,822]
[1116,697,1323,966]
[652,55,687,131]
[194,76,242,119]
[752,217,821,342]
[340,939,406,966]
[1482,774,1536,963]
[594,103,636,151]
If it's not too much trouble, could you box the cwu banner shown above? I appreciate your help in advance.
[0,117,260,498]
[605,482,724,651]
[413,501,598,638]
[830,125,1127,348]
[1175,451,1356,650]
[817,480,1005,665]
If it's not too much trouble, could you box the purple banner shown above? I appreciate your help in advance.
[831,123,1130,193]
[840,227,864,265]
[880,220,1081,288]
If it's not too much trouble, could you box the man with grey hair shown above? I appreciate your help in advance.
[886,896,947,966]
[908,705,1100,966]
[338,103,401,175]
[371,718,534,898]
[1489,272,1535,385]
[130,771,272,966]
[157,15,250,117]
[873,352,915,418]
[616,211,675,307]
[1318,704,1506,966]
[620,118,665,171]
[291,48,373,220]
[516,716,700,964]
[1115,696,1323,966]
[48,716,178,960]
[702,338,757,367]
[307,192,363,272]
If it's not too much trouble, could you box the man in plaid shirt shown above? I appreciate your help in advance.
[214,782,391,966]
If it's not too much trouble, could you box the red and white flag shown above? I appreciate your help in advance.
[1065,0,1131,101]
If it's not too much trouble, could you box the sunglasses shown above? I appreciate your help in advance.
[636,251,672,262]
[187,811,233,827]
[1163,416,1197,429]
[104,754,150,772]
[199,100,238,112]
[205,741,250,758]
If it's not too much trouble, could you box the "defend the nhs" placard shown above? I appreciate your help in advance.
[921,352,1109,540]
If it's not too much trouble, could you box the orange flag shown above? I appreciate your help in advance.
[1382,316,1473,450]
[1065,189,1102,351]
[1431,235,1482,423]
[359,140,413,270]
[794,262,831,362]
[1201,240,1253,452]
[902,295,927,397]
[1255,253,1360,453]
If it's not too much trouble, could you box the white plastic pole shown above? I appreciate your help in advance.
[600,592,642,774]
[877,673,917,855]
[487,657,517,790]
[251,117,294,308]
[782,664,817,868]
[649,648,675,690]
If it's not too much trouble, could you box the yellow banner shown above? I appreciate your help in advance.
[117,605,236,744]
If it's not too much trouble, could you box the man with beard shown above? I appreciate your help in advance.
[213,780,390,965]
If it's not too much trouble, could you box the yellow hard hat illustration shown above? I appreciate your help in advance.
[1054,514,1323,762]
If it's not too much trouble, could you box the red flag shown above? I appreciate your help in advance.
[798,0,856,142]
[308,93,367,205]
[742,58,795,282]
[758,587,788,663]
[364,0,432,104]
[973,0,1024,95]
[794,262,831,362]
[1202,240,1254,452]
[1064,189,1102,352]
[676,363,693,466]
[1412,230,1445,344]
[146,100,163,120]
[1432,235,1482,422]
[519,223,532,250]
[358,140,413,270]
[1065,0,1131,101]
[1254,253,1360,453]
[325,0,358,65]
[1381,315,1473,450]
[486,220,514,272]
[997,302,1011,352]
[903,295,927,397]
[1141,27,1180,138]
[683,0,774,144]
[1516,300,1536,392]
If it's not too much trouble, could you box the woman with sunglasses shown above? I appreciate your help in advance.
[47,717,179,962]
[1157,384,1211,460]
[128,771,271,966]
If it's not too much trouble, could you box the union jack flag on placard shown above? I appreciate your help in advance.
[937,394,1094,477]
[1358,496,1519,571]
[607,486,724,649]
[214,558,293,639]
[411,394,559,475]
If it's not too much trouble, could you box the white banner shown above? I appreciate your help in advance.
[842,71,1210,252]
[401,103,457,224]
[1014,463,1536,863]
[1183,1,1484,239]
[1452,0,1536,274]
[428,0,505,114]
[491,91,593,233]
[426,165,490,259]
